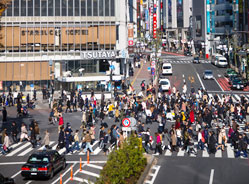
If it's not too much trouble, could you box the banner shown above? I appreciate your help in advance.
[153,13,157,38]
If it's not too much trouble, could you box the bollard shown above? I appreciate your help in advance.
[87,150,90,164]
[60,174,62,184]
[80,157,82,171]
[70,165,73,180]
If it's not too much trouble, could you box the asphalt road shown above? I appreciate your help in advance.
[154,157,249,184]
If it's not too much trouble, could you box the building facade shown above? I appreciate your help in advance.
[0,0,128,92]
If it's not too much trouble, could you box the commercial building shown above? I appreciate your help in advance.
[0,0,129,92]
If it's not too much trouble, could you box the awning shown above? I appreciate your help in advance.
[57,75,123,82]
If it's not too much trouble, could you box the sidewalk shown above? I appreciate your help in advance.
[128,60,152,93]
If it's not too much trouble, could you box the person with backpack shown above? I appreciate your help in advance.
[235,134,248,158]
[72,130,80,152]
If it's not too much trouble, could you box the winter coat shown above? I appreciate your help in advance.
[42,132,50,146]
[163,133,171,146]
[170,129,177,146]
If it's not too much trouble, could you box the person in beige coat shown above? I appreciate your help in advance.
[42,130,50,149]
[170,125,177,152]
[3,132,10,152]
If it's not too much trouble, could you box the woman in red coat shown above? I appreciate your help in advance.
[189,110,195,123]
[58,114,64,133]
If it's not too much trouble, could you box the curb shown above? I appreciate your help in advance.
[137,154,156,184]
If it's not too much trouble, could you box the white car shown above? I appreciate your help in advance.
[162,63,172,75]
[159,79,171,91]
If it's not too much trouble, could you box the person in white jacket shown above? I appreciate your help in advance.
[3,132,10,153]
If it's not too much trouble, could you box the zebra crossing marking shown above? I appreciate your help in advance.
[226,144,235,158]
[165,149,172,156]
[162,60,211,64]
[6,142,31,157]
[202,149,210,157]
[177,148,185,156]
[215,149,222,158]
[38,141,55,150]
[17,147,33,156]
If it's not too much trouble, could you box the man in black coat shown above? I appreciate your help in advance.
[2,107,7,122]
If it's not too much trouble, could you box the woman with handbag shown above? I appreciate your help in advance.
[3,132,10,153]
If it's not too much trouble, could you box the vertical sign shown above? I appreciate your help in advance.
[128,23,134,46]
[153,13,157,38]
[206,0,210,34]
[0,81,2,90]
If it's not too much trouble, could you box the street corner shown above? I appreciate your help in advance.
[217,77,249,92]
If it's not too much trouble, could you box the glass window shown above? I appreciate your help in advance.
[105,0,110,16]
[28,0,33,16]
[14,0,19,16]
[93,0,98,16]
[35,0,40,16]
[62,0,67,16]
[48,0,54,16]
[111,0,115,16]
[75,0,80,16]
[7,2,13,16]
[99,0,103,16]
[68,0,73,16]
[21,0,26,16]
[55,0,60,16]
[41,0,47,16]
[87,0,92,16]
[81,0,86,16]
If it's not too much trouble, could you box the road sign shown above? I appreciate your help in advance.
[147,67,151,71]
[122,118,131,127]
[110,65,115,70]
[128,40,134,46]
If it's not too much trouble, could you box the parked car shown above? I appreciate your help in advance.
[159,79,171,91]
[0,173,15,184]
[203,70,214,80]
[21,150,66,179]
[231,79,244,90]
[211,54,228,67]
[193,56,200,64]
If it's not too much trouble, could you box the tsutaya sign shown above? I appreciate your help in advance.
[80,51,116,59]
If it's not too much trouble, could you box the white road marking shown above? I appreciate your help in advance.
[9,142,22,149]
[58,148,66,155]
[93,147,102,155]
[51,163,77,184]
[226,144,235,158]
[177,148,185,157]
[6,142,31,157]
[214,77,224,92]
[38,141,55,150]
[215,149,222,158]
[165,149,172,156]
[25,181,32,184]
[11,171,21,178]
[18,147,33,156]
[86,164,103,170]
[144,165,161,184]
[196,73,206,90]
[234,94,240,102]
[0,161,106,166]
[79,170,100,177]
[202,149,209,157]
[209,169,215,184]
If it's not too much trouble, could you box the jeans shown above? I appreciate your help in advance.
[235,150,248,158]
[198,140,204,150]
[72,141,80,151]
[0,144,6,154]
[83,142,93,153]
[177,137,182,147]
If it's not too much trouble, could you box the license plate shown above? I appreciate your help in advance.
[31,168,37,171]
[31,173,37,175]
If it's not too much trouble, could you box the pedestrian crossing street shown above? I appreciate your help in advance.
[0,140,114,157]
[207,93,249,103]
[155,143,248,159]
[1,140,248,160]
[162,60,211,64]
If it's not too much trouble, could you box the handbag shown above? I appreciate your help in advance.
[3,145,7,151]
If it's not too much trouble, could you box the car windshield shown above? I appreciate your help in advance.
[28,155,50,164]
[163,66,171,69]
[219,60,227,63]
[233,80,242,84]
[160,81,168,85]
[194,57,199,60]
[205,71,212,75]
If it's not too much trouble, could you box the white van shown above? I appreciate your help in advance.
[162,63,172,75]
[211,54,228,67]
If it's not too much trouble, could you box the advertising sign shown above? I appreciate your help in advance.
[153,13,157,38]
[206,0,210,34]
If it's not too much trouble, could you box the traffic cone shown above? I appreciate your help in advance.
[80,157,82,171]
[60,174,62,184]
[70,165,73,180]
[87,150,90,164]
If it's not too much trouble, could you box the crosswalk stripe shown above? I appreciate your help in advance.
[165,149,172,156]
[6,142,31,157]
[52,144,58,150]
[58,148,66,155]
[93,147,102,155]
[234,95,240,102]
[208,94,213,99]
[226,144,235,158]
[18,147,33,156]
[9,142,22,149]
[38,141,55,150]
[190,142,198,157]
[246,95,249,101]
[79,141,99,155]
[177,148,185,156]
[215,149,222,158]
[202,149,209,157]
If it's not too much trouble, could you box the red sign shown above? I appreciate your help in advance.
[153,13,157,38]
[122,118,131,127]
[128,39,134,46]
